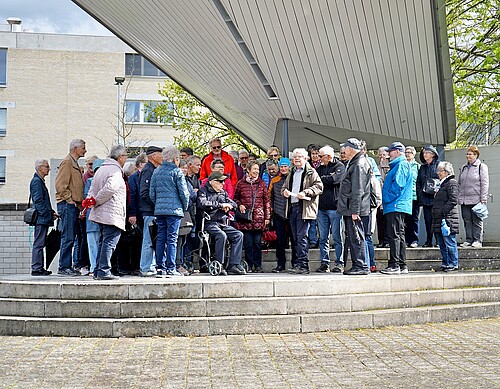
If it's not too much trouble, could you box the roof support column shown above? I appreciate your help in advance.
[282,118,289,157]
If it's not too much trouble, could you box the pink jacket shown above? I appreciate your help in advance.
[88,158,127,230]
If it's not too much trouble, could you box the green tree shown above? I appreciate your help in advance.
[447,0,500,146]
[153,79,263,156]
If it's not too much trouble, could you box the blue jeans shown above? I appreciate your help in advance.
[308,219,318,245]
[57,201,79,271]
[87,230,99,273]
[243,230,263,268]
[289,204,311,269]
[435,232,458,269]
[140,215,156,272]
[95,223,122,278]
[317,209,343,265]
[362,214,375,267]
[155,215,182,272]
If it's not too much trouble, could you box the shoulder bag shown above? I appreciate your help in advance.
[235,183,257,222]
[23,193,38,226]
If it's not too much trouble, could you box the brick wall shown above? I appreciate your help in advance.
[0,204,32,274]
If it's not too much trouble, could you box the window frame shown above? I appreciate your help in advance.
[124,100,172,125]
[125,53,166,77]
[0,108,5,136]
[0,48,7,87]
[0,156,6,184]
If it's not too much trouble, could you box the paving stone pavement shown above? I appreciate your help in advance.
[0,318,498,388]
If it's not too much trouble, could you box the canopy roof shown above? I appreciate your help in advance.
[74,0,455,151]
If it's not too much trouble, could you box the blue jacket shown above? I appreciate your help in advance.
[149,161,190,217]
[84,178,99,233]
[29,173,54,226]
[128,170,142,220]
[382,155,412,215]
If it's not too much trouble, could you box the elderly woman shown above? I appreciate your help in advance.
[404,146,421,248]
[432,161,459,272]
[234,160,271,273]
[149,145,190,277]
[458,146,489,248]
[87,145,128,280]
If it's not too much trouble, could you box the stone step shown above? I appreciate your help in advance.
[1,287,498,318]
[1,272,499,300]
[1,302,498,337]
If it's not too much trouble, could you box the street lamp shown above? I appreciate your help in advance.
[114,76,125,145]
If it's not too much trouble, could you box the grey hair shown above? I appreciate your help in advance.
[109,144,126,160]
[438,161,454,176]
[35,159,48,171]
[179,159,188,169]
[209,137,221,147]
[405,146,416,154]
[266,159,279,168]
[320,145,335,158]
[239,150,249,157]
[186,155,201,165]
[135,152,147,168]
[69,139,85,151]
[162,145,180,162]
[292,148,308,159]
[123,162,136,176]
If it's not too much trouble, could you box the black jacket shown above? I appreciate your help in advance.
[139,161,156,216]
[431,175,460,234]
[196,181,237,224]
[317,159,345,210]
[337,152,371,217]
[416,150,439,207]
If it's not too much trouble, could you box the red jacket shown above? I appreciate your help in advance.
[234,177,270,231]
[199,150,238,186]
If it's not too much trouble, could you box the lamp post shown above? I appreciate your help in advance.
[114,76,125,145]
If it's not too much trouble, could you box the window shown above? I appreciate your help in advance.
[0,48,6,86]
[0,108,5,136]
[125,100,172,124]
[125,53,166,77]
[0,157,5,184]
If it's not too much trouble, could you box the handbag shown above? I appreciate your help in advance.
[235,183,258,223]
[23,194,38,226]
[423,177,440,195]
[471,202,488,220]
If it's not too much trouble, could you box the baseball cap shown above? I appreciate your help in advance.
[386,142,405,153]
[208,171,227,182]
[278,157,291,167]
[340,138,362,150]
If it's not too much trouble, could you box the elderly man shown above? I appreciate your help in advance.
[197,171,246,275]
[87,145,128,280]
[139,145,163,276]
[282,148,323,274]
[55,139,86,276]
[199,137,238,186]
[30,159,58,276]
[186,155,201,189]
[337,138,371,275]
[380,142,413,275]
[316,145,345,273]
[237,150,250,180]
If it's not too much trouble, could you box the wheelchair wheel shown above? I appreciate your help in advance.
[208,260,223,276]
[240,260,249,273]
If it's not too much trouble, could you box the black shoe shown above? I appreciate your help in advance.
[291,267,309,275]
[422,243,433,248]
[31,269,52,276]
[377,243,388,248]
[95,274,119,280]
[199,266,209,273]
[343,268,370,275]
[444,267,458,272]
[380,267,401,275]
[315,264,331,273]
[435,266,447,272]
[254,266,263,273]
[227,265,245,275]
[331,264,344,273]
[272,266,285,273]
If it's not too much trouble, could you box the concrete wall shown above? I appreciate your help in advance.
[0,205,31,274]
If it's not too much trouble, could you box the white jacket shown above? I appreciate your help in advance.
[88,158,126,230]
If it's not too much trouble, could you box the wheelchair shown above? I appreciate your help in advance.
[182,212,248,276]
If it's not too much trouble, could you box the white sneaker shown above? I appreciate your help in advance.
[460,242,471,247]
[167,269,184,276]
[471,241,482,248]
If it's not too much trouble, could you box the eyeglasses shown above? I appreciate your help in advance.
[239,156,248,160]
[318,155,325,158]
[41,165,50,169]
[212,145,222,150]
[269,154,279,158]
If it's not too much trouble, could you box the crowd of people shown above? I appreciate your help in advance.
[28,137,489,278]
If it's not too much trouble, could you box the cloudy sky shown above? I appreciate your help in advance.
[0,0,113,35]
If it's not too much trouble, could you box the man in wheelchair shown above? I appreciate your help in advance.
[196,171,246,275]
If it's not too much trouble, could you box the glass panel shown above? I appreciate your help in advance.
[125,53,141,76]
[0,157,5,184]
[0,108,5,136]
[144,101,159,123]
[125,101,140,122]
[0,49,6,86]
[143,58,158,76]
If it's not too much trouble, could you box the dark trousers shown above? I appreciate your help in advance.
[289,204,310,269]
[422,205,434,245]
[376,206,387,245]
[31,224,49,271]
[344,216,368,270]
[205,222,243,266]
[274,216,297,269]
[243,230,263,268]
[385,212,407,269]
[404,200,420,245]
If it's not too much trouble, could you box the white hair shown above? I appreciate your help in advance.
[162,145,180,162]
[292,148,308,158]
[34,159,48,171]
[69,139,85,152]
[320,145,335,158]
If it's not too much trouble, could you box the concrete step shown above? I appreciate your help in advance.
[1,272,499,300]
[1,302,498,337]
[1,287,498,318]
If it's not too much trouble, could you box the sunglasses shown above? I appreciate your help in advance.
[212,145,222,150]
[269,154,279,158]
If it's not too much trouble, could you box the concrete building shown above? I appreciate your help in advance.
[0,20,172,204]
